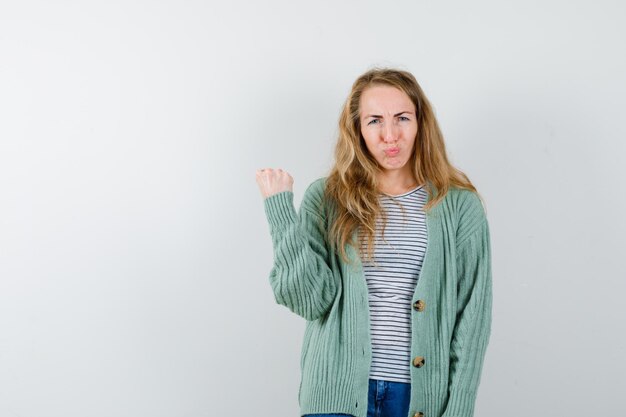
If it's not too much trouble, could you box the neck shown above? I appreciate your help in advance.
[377,170,419,195]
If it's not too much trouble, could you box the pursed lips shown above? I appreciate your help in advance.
[384,147,400,155]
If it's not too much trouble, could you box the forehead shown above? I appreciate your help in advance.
[359,85,414,113]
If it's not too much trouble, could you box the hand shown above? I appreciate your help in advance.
[255,168,294,199]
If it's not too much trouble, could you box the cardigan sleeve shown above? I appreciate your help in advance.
[262,183,338,321]
[442,215,493,417]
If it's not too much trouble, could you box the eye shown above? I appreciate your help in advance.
[399,116,410,121]
[367,119,380,125]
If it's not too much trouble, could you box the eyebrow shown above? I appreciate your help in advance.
[364,111,413,119]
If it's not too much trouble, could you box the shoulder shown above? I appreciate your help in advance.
[307,176,327,191]
[301,176,329,216]
[448,187,486,218]
[444,187,488,246]
[302,176,327,200]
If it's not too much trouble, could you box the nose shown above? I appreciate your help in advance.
[382,120,399,143]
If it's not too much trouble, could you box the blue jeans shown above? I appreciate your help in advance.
[303,378,411,417]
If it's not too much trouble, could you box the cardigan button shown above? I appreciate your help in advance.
[413,412,424,417]
[412,356,425,368]
[413,300,426,311]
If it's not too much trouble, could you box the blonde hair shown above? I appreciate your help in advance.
[321,67,480,265]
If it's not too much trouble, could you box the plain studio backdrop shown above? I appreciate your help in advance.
[1,0,625,416]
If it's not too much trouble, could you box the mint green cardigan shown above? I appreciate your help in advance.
[263,177,492,417]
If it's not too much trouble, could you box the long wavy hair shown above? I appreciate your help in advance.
[322,67,480,265]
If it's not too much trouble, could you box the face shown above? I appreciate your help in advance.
[359,85,418,175]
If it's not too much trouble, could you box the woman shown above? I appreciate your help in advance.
[255,67,492,417]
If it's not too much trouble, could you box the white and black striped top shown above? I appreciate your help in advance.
[360,184,428,383]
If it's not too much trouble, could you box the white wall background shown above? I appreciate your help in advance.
[1,0,625,416]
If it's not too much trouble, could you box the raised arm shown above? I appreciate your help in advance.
[262,179,339,321]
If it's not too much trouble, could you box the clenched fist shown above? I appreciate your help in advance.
[255,168,294,199]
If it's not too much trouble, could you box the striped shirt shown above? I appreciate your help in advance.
[359,184,428,383]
